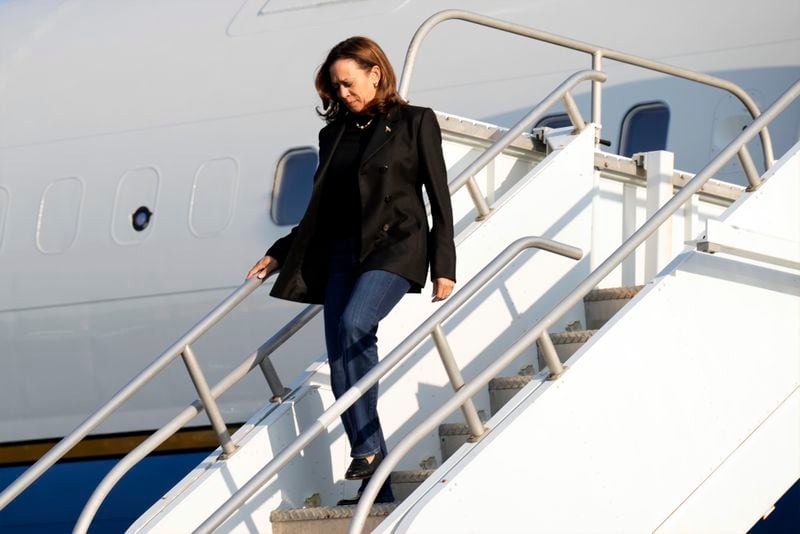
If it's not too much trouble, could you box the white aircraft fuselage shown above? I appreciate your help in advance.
[1,0,798,448]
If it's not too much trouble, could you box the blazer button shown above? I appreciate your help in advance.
[384,195,391,203]
[382,224,390,232]
[380,164,389,174]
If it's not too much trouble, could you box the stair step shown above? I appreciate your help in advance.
[489,375,534,415]
[275,286,646,531]
[583,285,643,329]
[271,503,397,534]
[391,469,436,501]
[439,422,484,462]
[536,330,597,369]
[269,470,434,534]
[443,330,598,460]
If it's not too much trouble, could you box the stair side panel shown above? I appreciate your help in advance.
[381,250,800,534]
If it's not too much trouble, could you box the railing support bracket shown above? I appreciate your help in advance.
[466,426,490,443]
[474,208,495,222]
[547,365,569,381]
[270,389,292,404]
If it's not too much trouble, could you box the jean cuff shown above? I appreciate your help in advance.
[351,447,381,459]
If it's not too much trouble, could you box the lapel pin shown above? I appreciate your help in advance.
[385,125,392,133]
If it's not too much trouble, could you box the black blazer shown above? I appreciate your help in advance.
[266,104,456,304]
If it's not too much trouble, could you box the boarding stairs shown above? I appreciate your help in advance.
[1,10,797,534]
[138,85,797,534]
[268,285,641,534]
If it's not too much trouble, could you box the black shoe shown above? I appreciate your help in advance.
[336,493,362,506]
[345,451,384,480]
[336,491,395,506]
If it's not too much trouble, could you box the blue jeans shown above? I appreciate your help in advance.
[324,239,410,500]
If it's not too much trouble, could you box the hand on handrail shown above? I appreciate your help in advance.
[247,255,280,280]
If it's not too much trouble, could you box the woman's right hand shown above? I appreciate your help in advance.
[247,255,280,280]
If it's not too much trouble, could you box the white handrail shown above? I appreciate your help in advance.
[194,236,584,533]
[399,9,775,172]
[447,69,606,219]
[0,276,270,511]
[194,67,606,532]
[73,304,322,533]
[349,78,800,534]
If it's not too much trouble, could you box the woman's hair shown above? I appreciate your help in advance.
[315,36,405,123]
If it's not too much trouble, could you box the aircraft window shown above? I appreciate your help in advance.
[189,157,239,238]
[619,102,670,158]
[272,147,317,226]
[535,113,572,130]
[259,0,368,15]
[36,177,83,254]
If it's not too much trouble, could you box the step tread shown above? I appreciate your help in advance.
[547,330,597,344]
[439,422,476,436]
[271,503,397,522]
[392,469,436,483]
[489,375,534,390]
[583,285,643,302]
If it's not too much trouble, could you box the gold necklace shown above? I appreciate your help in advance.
[354,116,373,130]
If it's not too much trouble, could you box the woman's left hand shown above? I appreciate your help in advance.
[432,277,455,302]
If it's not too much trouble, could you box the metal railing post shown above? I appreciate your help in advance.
[538,330,565,379]
[259,357,291,403]
[643,150,676,281]
[562,91,586,132]
[431,324,485,439]
[181,345,238,458]
[738,146,762,191]
[592,51,603,129]
[465,176,492,220]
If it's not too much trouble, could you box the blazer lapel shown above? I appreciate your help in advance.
[316,120,346,184]
[360,106,400,166]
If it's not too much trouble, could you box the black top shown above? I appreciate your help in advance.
[319,114,376,239]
